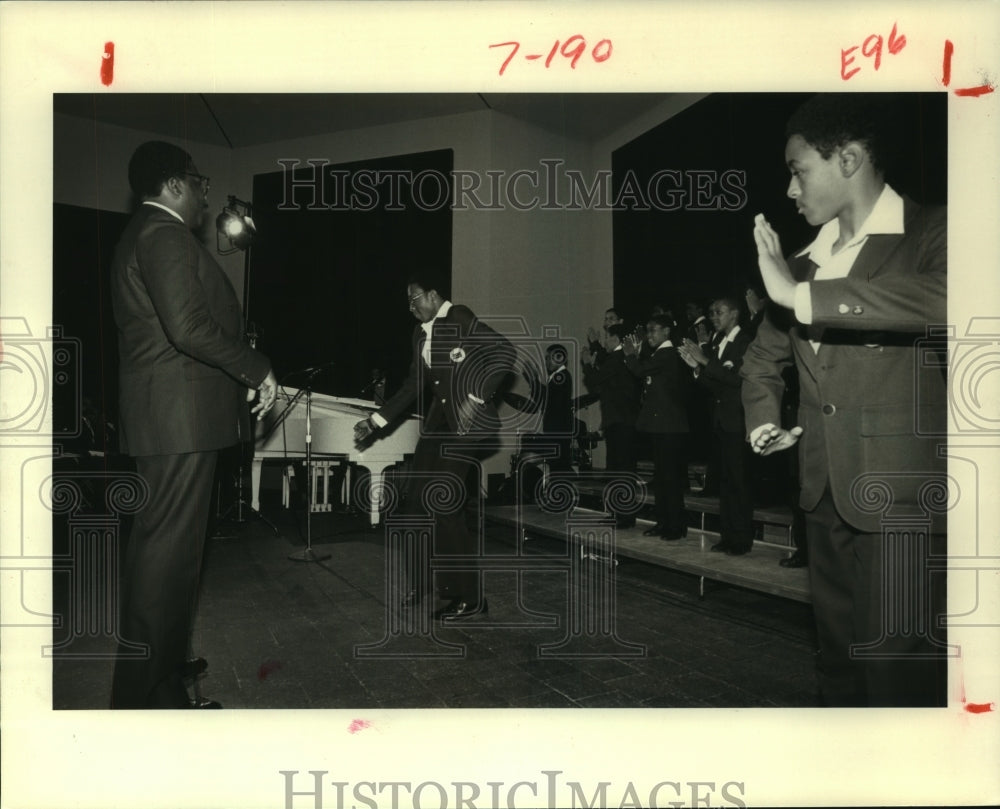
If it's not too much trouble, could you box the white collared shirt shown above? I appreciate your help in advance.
[421,300,453,366]
[142,200,184,223]
[547,364,567,383]
[716,324,741,358]
[793,184,904,349]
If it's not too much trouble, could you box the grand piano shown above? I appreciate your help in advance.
[251,386,419,525]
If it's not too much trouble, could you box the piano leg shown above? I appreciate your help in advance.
[251,458,263,512]
[363,462,392,526]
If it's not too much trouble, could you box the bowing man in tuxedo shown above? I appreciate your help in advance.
[354,273,513,621]
[679,297,755,555]
[110,141,277,709]
[623,314,690,540]
[741,94,947,706]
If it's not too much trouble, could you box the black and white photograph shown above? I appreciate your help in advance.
[2,3,999,809]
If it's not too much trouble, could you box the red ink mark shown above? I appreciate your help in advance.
[257,659,282,680]
[489,41,520,76]
[942,39,954,85]
[490,36,613,76]
[955,85,995,97]
[941,40,996,97]
[347,719,372,734]
[965,702,996,714]
[841,22,905,81]
[100,42,115,87]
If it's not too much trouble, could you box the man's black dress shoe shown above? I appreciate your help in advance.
[400,589,429,608]
[725,545,752,556]
[779,552,808,568]
[436,599,489,621]
[709,541,730,553]
[188,697,223,709]
[643,524,667,536]
[661,527,687,541]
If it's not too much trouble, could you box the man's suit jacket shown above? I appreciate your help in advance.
[625,344,690,434]
[376,304,513,437]
[581,349,639,430]
[111,205,271,457]
[740,198,947,533]
[697,329,753,434]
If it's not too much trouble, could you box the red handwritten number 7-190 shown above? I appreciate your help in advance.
[490,37,613,76]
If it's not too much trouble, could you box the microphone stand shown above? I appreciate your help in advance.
[289,369,331,563]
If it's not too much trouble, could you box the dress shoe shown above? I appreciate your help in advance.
[661,527,687,541]
[187,697,223,709]
[709,541,731,553]
[725,545,752,556]
[779,552,808,568]
[400,588,429,608]
[436,599,489,621]
[643,524,668,537]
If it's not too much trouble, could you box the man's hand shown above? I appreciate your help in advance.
[753,213,798,309]
[250,369,278,420]
[354,417,375,445]
[581,346,595,366]
[679,338,708,368]
[586,326,600,344]
[456,397,482,435]
[749,423,804,456]
[622,334,641,356]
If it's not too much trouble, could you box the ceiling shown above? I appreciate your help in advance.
[53,93,674,148]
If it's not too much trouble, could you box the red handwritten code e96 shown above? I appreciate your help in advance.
[490,36,612,76]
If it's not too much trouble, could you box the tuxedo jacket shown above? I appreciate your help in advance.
[581,349,639,430]
[740,198,947,533]
[111,205,271,457]
[696,329,753,434]
[376,304,513,437]
[625,344,689,434]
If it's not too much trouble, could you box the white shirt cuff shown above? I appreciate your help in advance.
[370,412,388,428]
[467,393,485,405]
[793,282,813,325]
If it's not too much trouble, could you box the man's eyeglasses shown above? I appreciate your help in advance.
[184,172,211,192]
[407,291,427,309]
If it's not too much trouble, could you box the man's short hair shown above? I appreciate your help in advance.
[606,323,629,341]
[648,313,673,331]
[712,296,742,314]
[605,307,621,318]
[128,141,193,199]
[785,93,893,175]
[406,269,449,299]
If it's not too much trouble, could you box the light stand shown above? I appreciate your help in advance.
[214,196,278,537]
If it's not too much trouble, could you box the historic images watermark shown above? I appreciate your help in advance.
[279,769,748,809]
[276,158,749,213]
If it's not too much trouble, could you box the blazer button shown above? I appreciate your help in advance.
[852,305,864,315]
[434,380,440,385]
[838,304,850,314]
[822,403,836,415]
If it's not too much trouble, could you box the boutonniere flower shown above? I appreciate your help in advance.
[450,347,467,363]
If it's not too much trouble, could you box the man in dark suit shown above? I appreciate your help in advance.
[679,296,755,555]
[623,314,690,540]
[582,323,640,528]
[741,94,947,706]
[354,273,512,620]
[110,141,277,709]
[520,343,575,474]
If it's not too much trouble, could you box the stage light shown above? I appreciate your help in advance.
[216,196,256,253]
